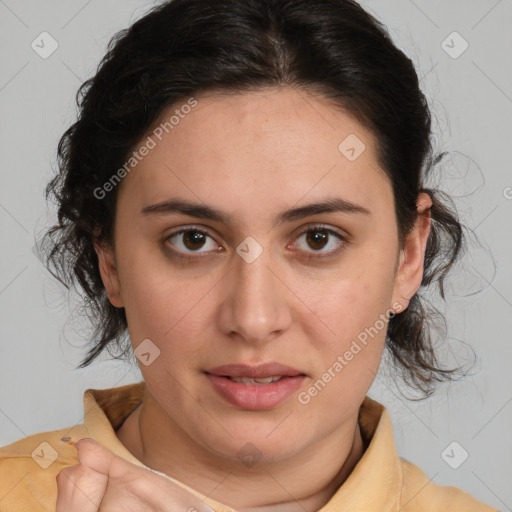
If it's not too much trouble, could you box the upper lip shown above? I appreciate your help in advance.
[205,363,305,378]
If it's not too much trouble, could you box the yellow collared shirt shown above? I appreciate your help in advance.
[0,382,498,511]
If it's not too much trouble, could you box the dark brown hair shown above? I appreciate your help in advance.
[40,0,470,398]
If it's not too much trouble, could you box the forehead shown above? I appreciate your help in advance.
[117,87,392,221]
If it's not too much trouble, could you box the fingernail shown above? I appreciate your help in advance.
[75,437,94,449]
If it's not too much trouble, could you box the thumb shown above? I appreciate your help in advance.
[75,438,133,479]
[55,440,111,512]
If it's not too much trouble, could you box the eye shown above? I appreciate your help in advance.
[164,224,346,261]
[165,227,221,257]
[291,225,346,257]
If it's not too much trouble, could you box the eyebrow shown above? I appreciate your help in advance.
[140,197,371,226]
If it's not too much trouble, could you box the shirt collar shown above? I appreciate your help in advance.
[83,381,402,512]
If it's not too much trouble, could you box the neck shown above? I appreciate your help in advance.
[116,393,366,511]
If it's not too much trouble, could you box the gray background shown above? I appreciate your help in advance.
[0,0,511,510]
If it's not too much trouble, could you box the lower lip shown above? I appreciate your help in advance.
[205,373,306,410]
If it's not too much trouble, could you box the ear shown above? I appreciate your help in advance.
[94,239,124,308]
[391,192,432,313]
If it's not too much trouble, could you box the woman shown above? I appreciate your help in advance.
[0,0,498,510]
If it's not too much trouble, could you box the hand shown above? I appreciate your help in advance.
[56,438,216,512]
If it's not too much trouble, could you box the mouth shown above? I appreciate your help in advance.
[206,374,304,385]
[204,362,306,379]
[203,363,307,410]
[222,375,296,385]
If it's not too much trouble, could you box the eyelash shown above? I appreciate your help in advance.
[163,224,347,261]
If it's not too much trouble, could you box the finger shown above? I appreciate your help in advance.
[74,438,217,512]
[74,438,132,479]
[56,464,108,512]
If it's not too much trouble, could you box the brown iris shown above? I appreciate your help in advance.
[306,229,329,251]
[182,230,207,251]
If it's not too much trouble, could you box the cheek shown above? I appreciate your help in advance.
[117,250,216,357]
[122,277,204,341]
[305,274,392,406]
[304,254,396,342]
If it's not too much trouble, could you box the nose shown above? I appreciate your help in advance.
[216,246,293,346]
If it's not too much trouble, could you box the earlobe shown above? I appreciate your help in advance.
[391,192,433,313]
[94,240,124,308]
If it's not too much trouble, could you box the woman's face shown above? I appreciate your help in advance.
[96,86,427,463]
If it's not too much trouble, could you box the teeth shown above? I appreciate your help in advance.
[230,376,284,384]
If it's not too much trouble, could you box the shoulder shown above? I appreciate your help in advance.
[399,458,499,511]
[0,425,87,512]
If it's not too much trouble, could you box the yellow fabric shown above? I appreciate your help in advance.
[0,381,497,511]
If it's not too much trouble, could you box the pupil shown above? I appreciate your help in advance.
[307,230,328,250]
[184,231,205,250]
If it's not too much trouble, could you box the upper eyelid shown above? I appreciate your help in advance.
[166,223,345,238]
[295,224,345,237]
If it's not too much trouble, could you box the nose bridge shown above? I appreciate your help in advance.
[217,245,291,344]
